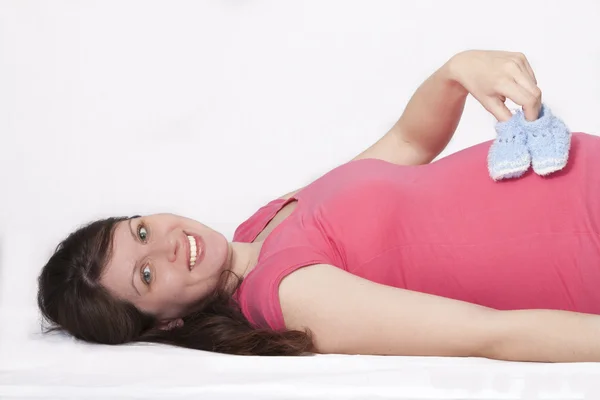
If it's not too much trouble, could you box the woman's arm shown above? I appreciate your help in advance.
[279,264,600,362]
[352,60,466,166]
[388,59,468,162]
[355,50,541,165]
[486,309,600,363]
[282,51,541,195]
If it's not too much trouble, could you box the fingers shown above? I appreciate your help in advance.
[512,70,540,99]
[497,54,542,121]
[501,78,542,121]
[511,53,541,120]
[515,53,537,85]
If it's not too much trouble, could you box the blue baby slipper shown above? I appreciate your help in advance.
[488,110,532,181]
[520,104,571,176]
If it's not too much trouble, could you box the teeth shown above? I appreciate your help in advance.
[187,235,197,268]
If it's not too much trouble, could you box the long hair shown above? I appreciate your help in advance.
[37,216,312,356]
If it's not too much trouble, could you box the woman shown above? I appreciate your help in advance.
[37,50,600,362]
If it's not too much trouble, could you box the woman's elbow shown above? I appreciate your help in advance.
[470,309,531,362]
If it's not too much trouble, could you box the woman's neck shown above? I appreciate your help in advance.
[227,241,262,279]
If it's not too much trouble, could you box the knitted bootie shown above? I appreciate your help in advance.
[488,110,531,181]
[521,104,571,176]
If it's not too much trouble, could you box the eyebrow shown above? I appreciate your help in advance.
[128,219,141,297]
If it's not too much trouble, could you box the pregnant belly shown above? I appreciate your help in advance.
[346,132,600,314]
[354,231,600,315]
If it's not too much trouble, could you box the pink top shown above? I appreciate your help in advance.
[233,132,600,331]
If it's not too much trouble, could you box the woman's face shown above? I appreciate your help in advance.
[101,213,231,323]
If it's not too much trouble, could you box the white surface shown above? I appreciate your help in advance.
[2,310,600,400]
[1,1,600,399]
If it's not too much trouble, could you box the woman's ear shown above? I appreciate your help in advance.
[158,318,184,331]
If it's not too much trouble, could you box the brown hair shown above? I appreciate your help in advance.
[37,216,312,355]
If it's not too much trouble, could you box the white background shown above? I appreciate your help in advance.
[2,2,600,399]
[1,0,599,316]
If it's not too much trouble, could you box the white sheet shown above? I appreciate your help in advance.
[1,309,599,400]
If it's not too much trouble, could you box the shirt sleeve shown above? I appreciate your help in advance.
[236,246,333,331]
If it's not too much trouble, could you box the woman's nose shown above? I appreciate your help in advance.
[167,235,178,264]
[160,233,178,264]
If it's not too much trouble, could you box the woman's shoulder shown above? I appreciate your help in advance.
[235,246,333,331]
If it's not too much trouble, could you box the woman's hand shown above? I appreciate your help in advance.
[448,50,542,122]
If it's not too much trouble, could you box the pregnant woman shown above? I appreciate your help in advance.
[38,50,600,362]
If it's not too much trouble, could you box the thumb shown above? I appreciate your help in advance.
[484,97,513,122]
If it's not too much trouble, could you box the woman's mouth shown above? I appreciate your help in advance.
[186,235,197,269]
[185,234,204,270]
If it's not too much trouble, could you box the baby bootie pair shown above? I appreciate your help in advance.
[487,104,571,181]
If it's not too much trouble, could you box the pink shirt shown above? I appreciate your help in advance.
[233,132,600,331]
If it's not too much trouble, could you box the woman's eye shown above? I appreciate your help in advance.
[138,225,148,242]
[141,265,152,285]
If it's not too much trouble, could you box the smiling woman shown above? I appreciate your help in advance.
[37,214,312,355]
[36,50,600,362]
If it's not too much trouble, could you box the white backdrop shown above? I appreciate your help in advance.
[1,0,599,315]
